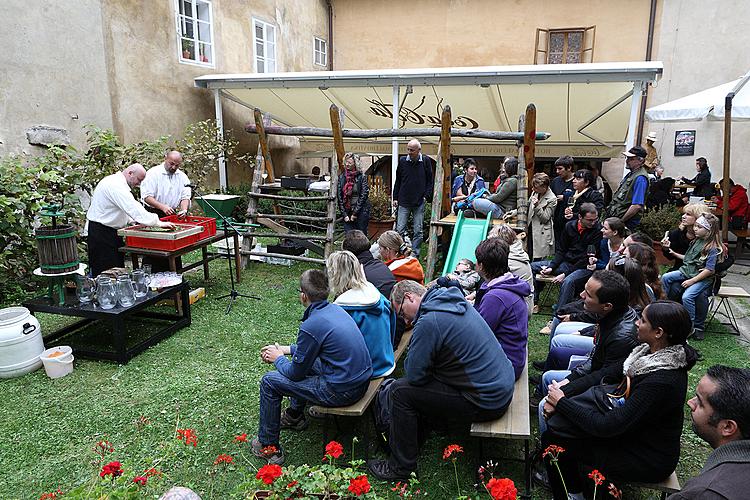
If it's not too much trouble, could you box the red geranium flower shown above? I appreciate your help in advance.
[234,433,248,443]
[608,482,623,499]
[324,440,344,459]
[93,440,114,456]
[144,467,162,477]
[442,444,464,460]
[256,464,283,485]
[39,489,63,500]
[542,444,565,460]
[214,454,234,465]
[588,469,606,486]
[486,477,517,500]
[286,480,299,489]
[132,476,147,486]
[176,428,198,447]
[348,475,371,496]
[261,445,279,456]
[99,461,123,478]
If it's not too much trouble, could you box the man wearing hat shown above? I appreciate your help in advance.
[644,131,660,170]
[604,146,650,229]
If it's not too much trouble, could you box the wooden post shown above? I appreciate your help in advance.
[425,106,451,282]
[327,105,345,257]
[243,111,271,268]
[517,104,536,230]
[254,108,276,183]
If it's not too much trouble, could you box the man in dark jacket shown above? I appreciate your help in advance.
[342,230,396,298]
[367,280,515,480]
[252,269,373,465]
[669,365,750,499]
[550,156,575,252]
[534,271,638,422]
[530,203,603,308]
[393,139,433,255]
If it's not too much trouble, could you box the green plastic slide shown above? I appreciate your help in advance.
[441,210,492,276]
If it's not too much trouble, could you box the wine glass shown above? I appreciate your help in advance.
[324,173,331,182]
[262,172,268,184]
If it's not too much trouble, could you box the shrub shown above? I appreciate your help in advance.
[639,204,682,242]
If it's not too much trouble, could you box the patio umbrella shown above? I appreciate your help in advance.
[645,70,750,238]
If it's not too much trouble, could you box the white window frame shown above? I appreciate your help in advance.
[253,17,277,73]
[313,36,327,67]
[175,0,215,68]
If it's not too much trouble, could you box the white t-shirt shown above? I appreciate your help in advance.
[140,163,191,211]
[86,172,159,229]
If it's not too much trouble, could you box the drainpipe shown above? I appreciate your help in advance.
[326,0,333,70]
[636,0,658,143]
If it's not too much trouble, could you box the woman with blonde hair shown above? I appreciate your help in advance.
[327,250,395,377]
[337,152,370,233]
[661,202,712,271]
[527,172,558,260]
[377,230,425,285]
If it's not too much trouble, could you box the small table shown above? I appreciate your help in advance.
[23,283,191,363]
[119,232,241,283]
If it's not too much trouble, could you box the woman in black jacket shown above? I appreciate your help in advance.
[564,169,605,222]
[541,301,698,499]
[681,157,714,199]
[338,152,371,233]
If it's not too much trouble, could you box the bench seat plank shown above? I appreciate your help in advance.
[470,360,530,439]
[631,471,681,493]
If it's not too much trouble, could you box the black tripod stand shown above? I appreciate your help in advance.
[192,188,260,314]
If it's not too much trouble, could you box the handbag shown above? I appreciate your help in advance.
[545,377,630,439]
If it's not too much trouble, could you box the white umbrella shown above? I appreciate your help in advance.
[645,78,750,122]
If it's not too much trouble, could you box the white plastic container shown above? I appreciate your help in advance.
[40,346,74,379]
[0,307,44,378]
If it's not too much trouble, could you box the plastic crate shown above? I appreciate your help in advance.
[121,224,204,251]
[160,215,217,241]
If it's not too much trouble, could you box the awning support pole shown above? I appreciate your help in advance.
[721,70,750,241]
[213,89,228,191]
[391,85,400,197]
[625,81,645,150]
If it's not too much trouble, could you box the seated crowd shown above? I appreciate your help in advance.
[251,150,747,499]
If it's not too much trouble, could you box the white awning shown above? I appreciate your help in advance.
[645,73,750,122]
[196,62,662,158]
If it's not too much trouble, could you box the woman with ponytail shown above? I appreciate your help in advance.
[377,230,425,285]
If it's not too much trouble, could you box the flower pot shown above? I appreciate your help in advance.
[652,241,672,266]
[368,218,395,240]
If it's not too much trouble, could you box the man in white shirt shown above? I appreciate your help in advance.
[86,164,174,277]
[140,151,192,217]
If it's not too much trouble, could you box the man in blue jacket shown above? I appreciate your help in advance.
[367,280,515,480]
[252,269,373,465]
[393,139,433,255]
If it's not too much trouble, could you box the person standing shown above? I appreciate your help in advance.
[550,156,575,252]
[668,365,750,499]
[604,146,650,229]
[141,151,192,218]
[393,139,433,255]
[86,164,175,277]
[527,172,558,260]
[337,152,371,233]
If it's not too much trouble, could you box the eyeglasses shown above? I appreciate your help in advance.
[396,294,407,321]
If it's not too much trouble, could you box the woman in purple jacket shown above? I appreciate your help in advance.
[473,237,532,379]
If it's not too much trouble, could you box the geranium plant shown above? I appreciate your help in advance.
[543,444,623,499]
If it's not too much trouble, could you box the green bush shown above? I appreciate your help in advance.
[640,204,683,242]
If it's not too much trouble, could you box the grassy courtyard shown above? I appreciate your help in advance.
[2,253,749,499]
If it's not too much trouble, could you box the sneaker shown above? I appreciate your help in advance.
[539,321,553,335]
[305,406,327,420]
[530,373,541,385]
[529,391,544,410]
[367,459,413,481]
[691,328,705,341]
[280,408,309,431]
[532,468,551,489]
[532,360,546,371]
[251,436,285,465]
[532,304,540,314]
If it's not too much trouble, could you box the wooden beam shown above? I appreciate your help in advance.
[517,104,536,230]
[327,105,344,257]
[254,108,276,183]
[425,106,452,282]
[440,107,453,220]
[247,192,334,202]
[245,124,550,142]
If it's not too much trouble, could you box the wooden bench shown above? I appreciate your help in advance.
[308,330,413,456]
[630,471,680,499]
[471,359,532,498]
[535,273,561,312]
[731,228,750,259]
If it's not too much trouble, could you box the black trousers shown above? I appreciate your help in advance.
[88,221,124,277]
[387,378,509,474]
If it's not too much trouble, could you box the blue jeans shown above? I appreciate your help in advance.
[537,369,571,434]
[548,334,594,370]
[472,198,504,219]
[258,360,368,446]
[396,201,425,255]
[661,271,712,329]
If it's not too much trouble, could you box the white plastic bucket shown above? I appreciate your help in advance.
[40,346,74,379]
[0,306,44,378]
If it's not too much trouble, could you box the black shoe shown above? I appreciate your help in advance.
[280,409,309,431]
[691,328,705,340]
[532,360,546,371]
[463,209,477,218]
[533,468,551,490]
[529,391,544,409]
[367,459,412,481]
[530,373,541,385]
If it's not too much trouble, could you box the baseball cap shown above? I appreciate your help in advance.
[622,146,647,159]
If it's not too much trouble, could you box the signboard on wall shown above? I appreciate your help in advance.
[674,130,696,156]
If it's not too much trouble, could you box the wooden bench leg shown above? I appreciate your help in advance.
[523,439,532,500]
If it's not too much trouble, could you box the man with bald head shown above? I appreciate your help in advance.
[393,139,433,255]
[141,151,192,217]
[86,164,175,277]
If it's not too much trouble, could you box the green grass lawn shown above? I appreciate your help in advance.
[1,253,749,499]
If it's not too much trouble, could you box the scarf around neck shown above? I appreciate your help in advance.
[343,169,358,211]
[622,343,687,378]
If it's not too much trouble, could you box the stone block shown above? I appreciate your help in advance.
[25,125,71,147]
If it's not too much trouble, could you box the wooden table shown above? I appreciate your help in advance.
[119,231,241,283]
[24,283,190,363]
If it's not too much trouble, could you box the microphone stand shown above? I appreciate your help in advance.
[190,186,260,314]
